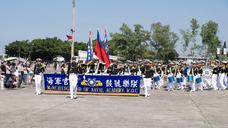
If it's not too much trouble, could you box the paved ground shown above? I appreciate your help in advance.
[0,85,228,128]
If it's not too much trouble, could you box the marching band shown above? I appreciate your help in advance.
[60,59,228,97]
[1,58,227,98]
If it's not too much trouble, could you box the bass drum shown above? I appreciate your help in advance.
[202,67,212,77]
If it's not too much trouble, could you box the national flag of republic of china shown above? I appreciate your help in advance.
[95,30,111,68]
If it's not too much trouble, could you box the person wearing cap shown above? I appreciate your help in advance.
[152,67,161,90]
[142,64,152,97]
[188,68,196,92]
[0,68,5,90]
[211,64,219,90]
[176,68,184,90]
[218,63,227,90]
[33,58,45,95]
[67,57,78,99]
[166,67,175,91]
[194,69,204,91]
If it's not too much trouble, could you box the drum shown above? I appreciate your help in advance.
[153,76,160,82]
[187,75,193,82]
[196,77,202,84]
[168,76,174,83]
[176,77,183,83]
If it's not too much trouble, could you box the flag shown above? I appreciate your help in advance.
[95,30,111,68]
[66,35,73,41]
[103,29,109,53]
[101,45,111,68]
[95,30,103,62]
[86,31,93,63]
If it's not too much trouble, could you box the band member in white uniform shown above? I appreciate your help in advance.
[188,68,195,92]
[67,57,78,99]
[33,58,45,95]
[195,70,203,91]
[211,66,219,90]
[0,69,4,90]
[167,68,175,91]
[152,67,161,89]
[225,65,228,88]
[143,65,152,97]
[176,69,184,90]
[218,66,227,90]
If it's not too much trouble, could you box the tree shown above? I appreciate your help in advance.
[5,37,72,61]
[5,40,30,58]
[75,41,87,55]
[200,20,220,58]
[110,23,150,61]
[30,37,71,61]
[150,22,179,61]
[180,18,201,56]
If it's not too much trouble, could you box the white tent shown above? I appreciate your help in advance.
[53,56,65,62]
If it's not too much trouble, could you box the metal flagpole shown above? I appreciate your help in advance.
[71,0,76,60]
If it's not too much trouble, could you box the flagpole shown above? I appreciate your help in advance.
[71,0,76,60]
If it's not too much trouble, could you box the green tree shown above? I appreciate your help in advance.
[150,22,179,61]
[180,18,201,56]
[110,23,150,61]
[5,40,30,58]
[75,41,87,55]
[5,37,87,61]
[200,20,220,58]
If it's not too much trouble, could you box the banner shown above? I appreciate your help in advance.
[44,74,140,95]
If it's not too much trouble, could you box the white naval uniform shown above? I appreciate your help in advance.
[143,77,151,97]
[176,73,184,90]
[34,74,42,95]
[225,74,228,88]
[34,63,44,95]
[188,74,195,92]
[195,74,203,91]
[211,74,218,90]
[0,75,5,90]
[160,71,164,89]
[69,73,78,99]
[153,72,161,89]
[218,72,227,90]
[167,73,174,91]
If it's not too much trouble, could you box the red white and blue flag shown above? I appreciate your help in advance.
[86,31,93,63]
[95,30,111,68]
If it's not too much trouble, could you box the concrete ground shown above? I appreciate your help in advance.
[0,85,228,128]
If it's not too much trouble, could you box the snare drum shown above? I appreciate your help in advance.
[187,75,193,82]
[168,76,174,83]
[196,77,202,84]
[153,76,160,82]
[177,77,183,83]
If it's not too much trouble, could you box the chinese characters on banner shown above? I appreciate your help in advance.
[44,74,140,94]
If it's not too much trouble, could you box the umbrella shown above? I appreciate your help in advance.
[53,56,65,62]
[18,57,27,62]
[4,57,18,61]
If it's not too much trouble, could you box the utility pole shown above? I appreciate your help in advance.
[71,0,76,60]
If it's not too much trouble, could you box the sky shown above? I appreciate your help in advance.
[0,0,228,55]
